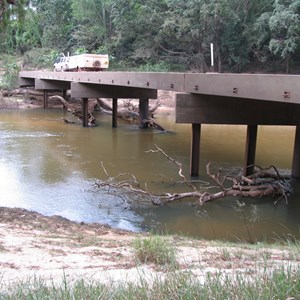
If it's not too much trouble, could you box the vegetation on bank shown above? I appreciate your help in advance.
[1,0,300,75]
[1,232,300,299]
[0,206,298,299]
[1,267,300,299]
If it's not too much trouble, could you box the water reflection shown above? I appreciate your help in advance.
[0,108,299,241]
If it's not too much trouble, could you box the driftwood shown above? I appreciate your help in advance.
[49,95,96,126]
[2,88,62,98]
[96,145,291,206]
[97,98,166,131]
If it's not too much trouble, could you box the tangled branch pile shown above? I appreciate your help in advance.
[96,145,292,206]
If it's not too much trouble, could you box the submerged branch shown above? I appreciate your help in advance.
[96,145,291,206]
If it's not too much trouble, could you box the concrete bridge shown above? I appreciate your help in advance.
[19,70,300,178]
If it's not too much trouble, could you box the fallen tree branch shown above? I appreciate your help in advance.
[3,88,63,98]
[95,145,291,206]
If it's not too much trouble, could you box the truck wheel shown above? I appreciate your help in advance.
[93,60,101,68]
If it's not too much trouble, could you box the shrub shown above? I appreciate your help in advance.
[0,58,20,89]
[22,48,59,70]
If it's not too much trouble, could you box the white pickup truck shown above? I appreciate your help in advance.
[54,53,109,71]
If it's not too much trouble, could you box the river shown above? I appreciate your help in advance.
[0,107,299,242]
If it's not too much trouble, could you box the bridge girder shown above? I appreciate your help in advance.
[71,82,157,99]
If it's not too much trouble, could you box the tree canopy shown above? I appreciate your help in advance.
[1,0,300,73]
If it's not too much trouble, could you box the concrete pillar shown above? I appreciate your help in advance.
[112,98,118,128]
[190,123,201,177]
[139,98,149,128]
[43,90,48,109]
[292,125,300,178]
[62,90,67,110]
[244,125,258,176]
[82,98,89,127]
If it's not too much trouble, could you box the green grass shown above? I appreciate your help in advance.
[132,235,177,267]
[0,266,299,299]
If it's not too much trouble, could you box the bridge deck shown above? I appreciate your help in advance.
[19,71,300,104]
[18,70,300,178]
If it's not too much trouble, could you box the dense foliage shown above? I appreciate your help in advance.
[1,0,300,73]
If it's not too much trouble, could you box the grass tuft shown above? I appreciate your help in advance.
[133,235,177,267]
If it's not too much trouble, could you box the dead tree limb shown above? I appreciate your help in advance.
[3,88,63,98]
[96,145,291,206]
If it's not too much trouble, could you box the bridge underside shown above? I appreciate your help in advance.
[20,77,157,128]
[176,93,300,178]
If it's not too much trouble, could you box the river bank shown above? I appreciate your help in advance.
[0,206,299,289]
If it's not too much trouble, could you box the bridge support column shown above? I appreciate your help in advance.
[190,123,201,176]
[292,125,300,178]
[43,90,48,109]
[139,98,149,128]
[82,98,88,127]
[244,125,258,176]
[62,90,67,110]
[112,98,118,128]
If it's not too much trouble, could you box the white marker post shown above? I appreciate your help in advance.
[210,43,214,71]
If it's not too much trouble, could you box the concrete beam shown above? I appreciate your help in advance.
[19,71,300,104]
[176,93,300,125]
[71,82,157,99]
[185,73,300,104]
[35,79,70,90]
[18,77,34,87]
[19,71,185,92]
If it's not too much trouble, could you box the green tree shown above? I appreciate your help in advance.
[252,0,300,73]
[0,0,28,53]
[71,0,114,53]
[0,0,25,29]
[269,0,300,72]
[111,0,167,64]
[31,0,74,53]
[220,0,274,72]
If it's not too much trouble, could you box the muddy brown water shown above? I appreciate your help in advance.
[0,108,299,242]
